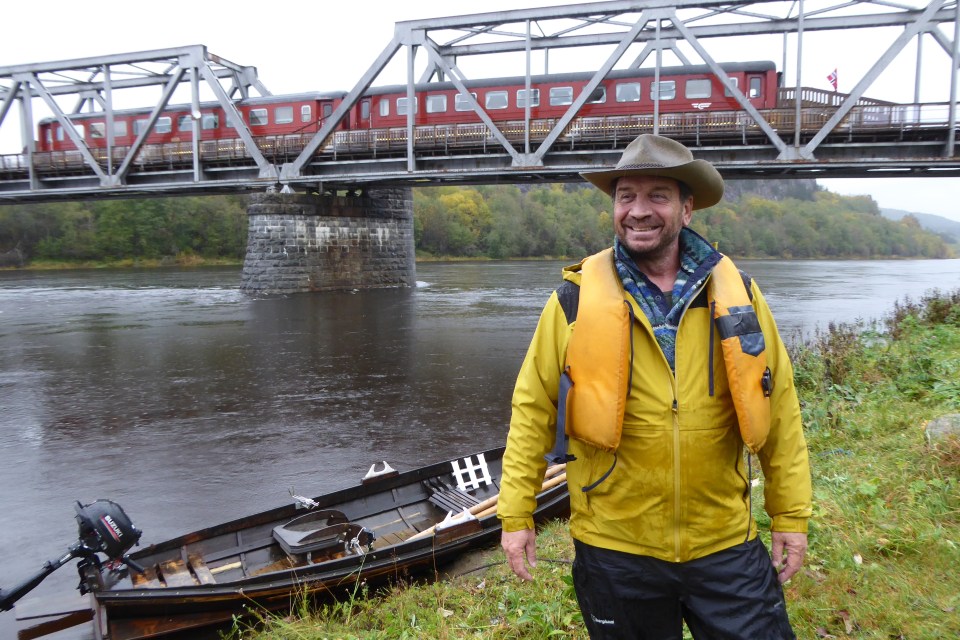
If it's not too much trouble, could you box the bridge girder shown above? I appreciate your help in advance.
[277,0,959,179]
[1,1,958,203]
[0,45,277,191]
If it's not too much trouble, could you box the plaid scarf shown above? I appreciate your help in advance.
[614,228,721,371]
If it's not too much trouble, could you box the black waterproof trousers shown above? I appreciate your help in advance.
[571,538,796,639]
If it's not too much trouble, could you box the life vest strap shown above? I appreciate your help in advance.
[582,454,617,493]
[545,367,577,465]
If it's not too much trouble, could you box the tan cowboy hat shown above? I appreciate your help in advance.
[581,134,724,210]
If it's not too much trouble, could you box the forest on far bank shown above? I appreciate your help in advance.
[414,181,953,259]
[0,180,953,267]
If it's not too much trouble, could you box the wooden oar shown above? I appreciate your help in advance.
[543,463,567,479]
[408,464,567,542]
[473,473,565,519]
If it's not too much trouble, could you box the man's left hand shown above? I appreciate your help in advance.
[771,531,807,583]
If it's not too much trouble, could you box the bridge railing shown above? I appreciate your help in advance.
[777,87,895,108]
[322,103,954,152]
[1,103,954,179]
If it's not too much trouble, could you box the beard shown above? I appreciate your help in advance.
[616,222,685,266]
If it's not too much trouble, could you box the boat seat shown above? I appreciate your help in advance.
[425,478,481,514]
[429,488,481,514]
[272,510,373,558]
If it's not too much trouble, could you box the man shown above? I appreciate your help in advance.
[497,134,812,639]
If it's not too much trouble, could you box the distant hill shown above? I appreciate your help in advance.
[880,208,960,243]
[724,178,821,203]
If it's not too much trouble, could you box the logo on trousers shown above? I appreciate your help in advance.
[591,614,615,626]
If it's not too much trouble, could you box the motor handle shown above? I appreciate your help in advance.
[0,547,78,612]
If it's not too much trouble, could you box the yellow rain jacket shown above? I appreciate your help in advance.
[498,250,812,562]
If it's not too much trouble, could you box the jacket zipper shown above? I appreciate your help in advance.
[672,394,681,561]
[670,310,685,563]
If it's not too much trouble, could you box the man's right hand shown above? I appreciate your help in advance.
[501,528,537,580]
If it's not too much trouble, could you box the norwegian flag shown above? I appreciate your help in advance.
[827,68,838,91]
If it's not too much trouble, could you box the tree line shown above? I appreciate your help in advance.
[0,195,249,266]
[0,183,952,266]
[413,183,953,260]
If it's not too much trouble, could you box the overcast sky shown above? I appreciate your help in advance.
[2,0,958,222]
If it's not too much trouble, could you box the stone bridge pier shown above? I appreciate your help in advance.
[240,188,416,294]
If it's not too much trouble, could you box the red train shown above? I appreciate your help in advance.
[34,61,778,164]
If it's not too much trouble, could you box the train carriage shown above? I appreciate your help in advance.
[36,92,348,154]
[29,61,780,171]
[362,61,777,129]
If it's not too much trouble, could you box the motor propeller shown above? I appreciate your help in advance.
[0,499,142,612]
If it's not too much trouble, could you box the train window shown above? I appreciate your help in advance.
[45,128,52,145]
[56,126,64,142]
[276,106,294,124]
[724,77,739,97]
[89,123,106,139]
[486,91,508,110]
[397,97,418,115]
[426,95,447,114]
[323,103,333,118]
[361,100,370,120]
[517,89,540,108]
[301,105,312,122]
[249,109,268,126]
[155,117,172,133]
[202,114,219,130]
[588,86,607,103]
[685,79,712,99]
[134,119,149,136]
[549,87,573,106]
[749,77,762,98]
[112,121,127,137]
[616,83,641,103]
[379,99,390,117]
[178,115,192,132]
[455,92,477,111]
[651,81,676,100]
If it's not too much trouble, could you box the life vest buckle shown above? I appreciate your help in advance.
[761,367,773,397]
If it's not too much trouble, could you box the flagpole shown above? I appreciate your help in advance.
[947,0,958,156]
[793,0,804,149]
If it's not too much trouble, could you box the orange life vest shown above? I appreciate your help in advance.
[559,248,772,457]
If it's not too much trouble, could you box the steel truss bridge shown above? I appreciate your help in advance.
[0,0,958,203]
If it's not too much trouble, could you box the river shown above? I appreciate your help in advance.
[1,258,958,638]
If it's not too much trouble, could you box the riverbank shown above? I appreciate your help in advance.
[1,255,244,270]
[228,290,960,640]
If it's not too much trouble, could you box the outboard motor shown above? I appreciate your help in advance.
[73,500,142,566]
[0,499,142,612]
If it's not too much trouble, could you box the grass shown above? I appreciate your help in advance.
[222,522,584,640]
[228,289,960,640]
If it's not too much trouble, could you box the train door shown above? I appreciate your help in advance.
[356,98,371,129]
[746,73,765,107]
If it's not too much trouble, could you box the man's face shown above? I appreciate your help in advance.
[613,175,693,264]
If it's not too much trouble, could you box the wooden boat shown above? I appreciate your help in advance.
[14,446,568,640]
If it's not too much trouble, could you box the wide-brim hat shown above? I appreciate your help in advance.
[580,134,724,210]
